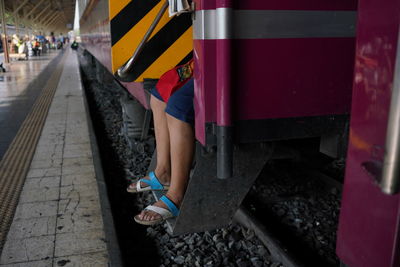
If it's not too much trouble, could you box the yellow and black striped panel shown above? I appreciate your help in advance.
[109,0,193,82]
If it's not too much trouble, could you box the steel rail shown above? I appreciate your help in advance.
[234,207,305,267]
[233,157,343,267]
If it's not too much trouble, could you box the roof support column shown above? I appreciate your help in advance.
[15,15,19,35]
[0,0,9,63]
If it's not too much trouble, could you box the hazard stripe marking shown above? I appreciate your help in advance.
[177,51,193,66]
[111,0,170,73]
[124,12,192,81]
[135,28,193,81]
[110,0,160,46]
[109,0,132,20]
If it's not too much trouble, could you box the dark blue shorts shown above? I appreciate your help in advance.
[150,78,194,124]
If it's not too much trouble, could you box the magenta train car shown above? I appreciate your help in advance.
[78,0,358,235]
[171,0,358,237]
[79,0,111,71]
[79,0,152,110]
[336,0,400,266]
[79,0,400,265]
[193,0,357,177]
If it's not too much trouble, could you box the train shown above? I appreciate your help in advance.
[77,0,400,266]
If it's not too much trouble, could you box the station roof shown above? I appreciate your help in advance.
[3,0,75,34]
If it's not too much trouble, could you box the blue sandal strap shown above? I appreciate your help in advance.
[140,171,164,190]
[160,195,180,217]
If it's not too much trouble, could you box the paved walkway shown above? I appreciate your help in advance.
[0,50,111,266]
[0,51,60,160]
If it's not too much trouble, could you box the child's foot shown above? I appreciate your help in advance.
[127,170,170,193]
[134,194,181,225]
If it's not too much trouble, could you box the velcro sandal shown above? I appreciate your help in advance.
[134,195,180,225]
[127,171,170,193]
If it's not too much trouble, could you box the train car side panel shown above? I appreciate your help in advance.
[79,0,149,108]
[109,0,193,81]
[196,0,357,10]
[80,0,193,109]
[193,0,357,145]
[80,0,111,71]
[234,37,355,120]
[336,0,400,266]
[194,39,217,145]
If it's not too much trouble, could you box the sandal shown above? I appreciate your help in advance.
[127,171,170,193]
[134,195,180,225]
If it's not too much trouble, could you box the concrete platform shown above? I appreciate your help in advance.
[0,49,117,266]
[0,51,61,160]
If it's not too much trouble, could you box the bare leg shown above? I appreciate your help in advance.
[138,114,194,221]
[165,114,195,204]
[151,96,172,183]
[128,95,171,190]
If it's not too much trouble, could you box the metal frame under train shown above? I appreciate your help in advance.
[78,0,400,266]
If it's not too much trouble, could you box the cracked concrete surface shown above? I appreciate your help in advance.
[0,50,110,266]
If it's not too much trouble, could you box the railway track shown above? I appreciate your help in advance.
[243,157,344,267]
[239,164,344,267]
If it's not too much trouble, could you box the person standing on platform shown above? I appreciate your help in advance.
[58,34,64,49]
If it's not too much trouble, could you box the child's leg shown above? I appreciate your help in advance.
[137,115,194,221]
[137,79,195,222]
[127,95,171,191]
[150,95,171,182]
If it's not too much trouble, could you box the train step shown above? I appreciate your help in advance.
[150,143,273,236]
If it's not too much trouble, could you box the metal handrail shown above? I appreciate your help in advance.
[380,29,400,195]
[115,0,169,82]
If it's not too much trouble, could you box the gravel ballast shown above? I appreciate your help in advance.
[78,51,284,267]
